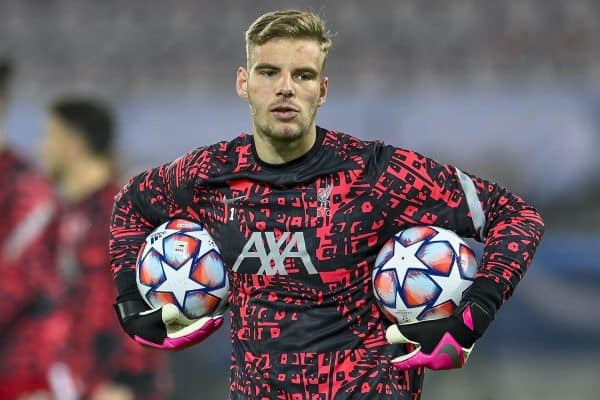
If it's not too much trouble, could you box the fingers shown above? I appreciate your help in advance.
[161,303,194,326]
[385,324,419,345]
[138,307,162,317]
[133,304,225,350]
[160,303,180,324]
[133,334,165,349]
[392,350,435,370]
[391,332,473,370]
[387,324,423,369]
[169,314,224,338]
[163,315,224,350]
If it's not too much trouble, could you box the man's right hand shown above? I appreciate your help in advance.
[115,300,223,351]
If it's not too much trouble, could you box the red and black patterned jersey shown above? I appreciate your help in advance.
[110,127,544,399]
[0,149,67,398]
[59,183,170,399]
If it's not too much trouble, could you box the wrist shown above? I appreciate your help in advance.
[462,277,503,317]
[113,299,149,335]
[454,300,493,340]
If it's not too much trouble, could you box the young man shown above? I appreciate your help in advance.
[111,10,544,399]
[42,96,171,400]
[0,58,67,400]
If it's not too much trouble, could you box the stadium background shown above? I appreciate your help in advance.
[1,1,598,399]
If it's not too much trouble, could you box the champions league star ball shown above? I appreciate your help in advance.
[136,219,229,319]
[372,226,479,324]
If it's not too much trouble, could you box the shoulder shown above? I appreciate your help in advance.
[0,151,56,222]
[321,128,382,152]
[2,149,34,176]
[319,129,438,179]
[4,150,54,198]
[159,133,251,181]
[319,127,401,166]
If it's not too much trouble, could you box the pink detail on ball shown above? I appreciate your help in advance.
[398,226,438,247]
[416,242,454,274]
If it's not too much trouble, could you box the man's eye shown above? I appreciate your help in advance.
[260,70,276,77]
[298,73,314,81]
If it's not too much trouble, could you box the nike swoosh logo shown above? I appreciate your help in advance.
[438,344,462,368]
[223,195,246,205]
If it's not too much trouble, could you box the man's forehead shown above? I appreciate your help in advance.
[249,38,325,68]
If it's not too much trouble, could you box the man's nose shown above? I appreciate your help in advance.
[276,74,294,97]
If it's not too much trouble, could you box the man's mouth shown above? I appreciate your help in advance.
[270,105,299,119]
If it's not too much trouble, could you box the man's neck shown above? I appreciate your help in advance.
[253,126,317,164]
[60,157,113,203]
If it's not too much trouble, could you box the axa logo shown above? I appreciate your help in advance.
[232,231,317,275]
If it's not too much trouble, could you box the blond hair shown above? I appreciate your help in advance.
[245,10,332,66]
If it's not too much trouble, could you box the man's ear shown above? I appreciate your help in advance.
[236,67,249,99]
[318,76,328,106]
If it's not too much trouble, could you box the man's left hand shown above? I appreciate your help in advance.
[386,302,492,370]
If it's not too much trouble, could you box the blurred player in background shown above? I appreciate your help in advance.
[110,10,544,399]
[41,96,171,400]
[0,57,68,400]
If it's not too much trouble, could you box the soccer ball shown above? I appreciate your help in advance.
[136,219,229,319]
[372,226,479,324]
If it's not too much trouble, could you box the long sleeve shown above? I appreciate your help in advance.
[109,148,209,300]
[373,147,544,312]
[0,170,59,330]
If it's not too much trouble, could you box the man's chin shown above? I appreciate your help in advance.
[264,123,304,141]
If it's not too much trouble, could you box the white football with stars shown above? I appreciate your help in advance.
[136,219,229,319]
[372,226,479,323]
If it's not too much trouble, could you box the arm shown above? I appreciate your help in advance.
[0,173,59,331]
[70,188,158,394]
[110,163,176,304]
[374,148,544,369]
[110,150,223,350]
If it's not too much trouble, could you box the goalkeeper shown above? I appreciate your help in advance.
[110,9,544,399]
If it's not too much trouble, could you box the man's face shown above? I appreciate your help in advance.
[41,114,81,181]
[236,38,328,142]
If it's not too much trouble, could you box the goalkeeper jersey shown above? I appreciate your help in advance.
[110,127,544,399]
